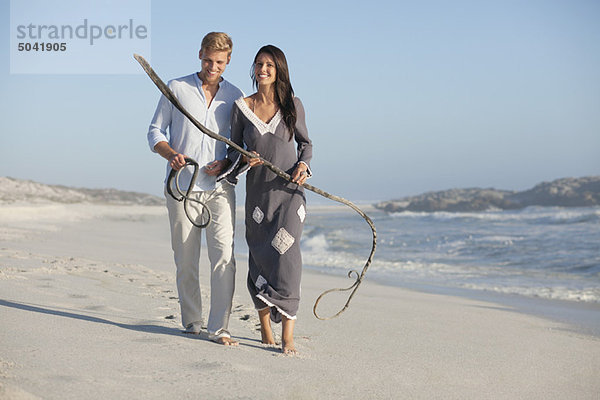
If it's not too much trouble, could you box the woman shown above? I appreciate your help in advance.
[226,45,313,354]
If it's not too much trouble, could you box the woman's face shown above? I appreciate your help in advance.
[254,53,276,87]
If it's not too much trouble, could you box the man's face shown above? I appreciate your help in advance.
[198,49,231,84]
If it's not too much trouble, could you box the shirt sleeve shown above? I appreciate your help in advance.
[147,93,173,152]
[293,97,313,176]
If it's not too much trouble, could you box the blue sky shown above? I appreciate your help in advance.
[1,0,599,202]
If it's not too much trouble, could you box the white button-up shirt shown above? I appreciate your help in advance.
[148,73,243,191]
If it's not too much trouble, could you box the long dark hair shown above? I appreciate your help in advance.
[251,45,296,139]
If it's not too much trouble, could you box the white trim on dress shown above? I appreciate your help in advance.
[235,97,282,136]
[255,294,297,320]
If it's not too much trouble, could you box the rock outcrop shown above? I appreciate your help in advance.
[0,177,163,205]
[375,176,600,213]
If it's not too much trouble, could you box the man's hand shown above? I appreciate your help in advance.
[204,159,231,176]
[169,153,187,171]
[154,142,188,171]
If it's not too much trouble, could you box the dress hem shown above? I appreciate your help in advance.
[255,294,297,320]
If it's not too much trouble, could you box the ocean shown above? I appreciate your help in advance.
[300,205,600,304]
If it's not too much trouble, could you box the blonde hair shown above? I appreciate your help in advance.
[201,32,233,56]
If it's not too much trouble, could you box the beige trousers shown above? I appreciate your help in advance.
[165,182,236,339]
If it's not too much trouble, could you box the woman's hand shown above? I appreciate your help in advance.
[291,163,309,185]
[243,151,264,167]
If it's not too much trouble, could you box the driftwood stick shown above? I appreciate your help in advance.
[134,54,377,320]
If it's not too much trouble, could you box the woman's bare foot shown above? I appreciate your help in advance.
[258,308,276,345]
[282,340,298,355]
[282,316,298,355]
[261,331,276,345]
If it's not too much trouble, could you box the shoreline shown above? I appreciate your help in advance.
[3,201,599,336]
[303,203,600,338]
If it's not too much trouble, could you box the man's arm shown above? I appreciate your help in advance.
[154,141,187,171]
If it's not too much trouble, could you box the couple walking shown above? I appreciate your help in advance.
[147,32,313,355]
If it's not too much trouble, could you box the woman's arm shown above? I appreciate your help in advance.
[291,97,313,185]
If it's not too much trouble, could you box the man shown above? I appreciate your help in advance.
[147,32,243,346]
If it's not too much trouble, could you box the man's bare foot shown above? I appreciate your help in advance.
[182,323,202,335]
[212,337,239,346]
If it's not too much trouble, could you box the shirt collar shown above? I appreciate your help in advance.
[194,72,225,87]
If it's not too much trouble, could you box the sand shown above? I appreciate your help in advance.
[1,202,599,399]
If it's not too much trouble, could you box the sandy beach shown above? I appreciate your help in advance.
[1,201,599,399]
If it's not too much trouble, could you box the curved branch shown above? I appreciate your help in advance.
[134,54,377,320]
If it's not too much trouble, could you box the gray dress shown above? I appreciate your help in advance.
[226,96,313,323]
